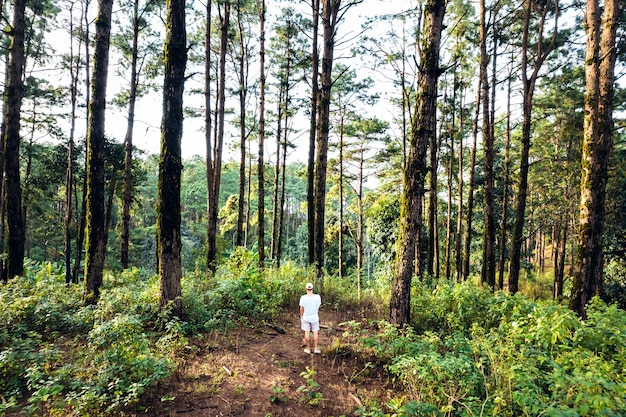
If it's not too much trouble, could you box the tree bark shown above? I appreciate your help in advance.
[84,0,113,304]
[64,2,81,284]
[207,0,230,271]
[121,0,140,270]
[236,4,247,248]
[479,0,496,289]
[390,0,446,326]
[570,0,618,317]
[3,0,27,279]
[204,0,214,270]
[307,0,320,266]
[158,0,186,319]
[509,0,558,294]
[257,0,266,267]
[498,70,512,291]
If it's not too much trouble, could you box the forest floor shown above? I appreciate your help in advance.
[123,309,394,417]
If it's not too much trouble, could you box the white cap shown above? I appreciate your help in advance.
[305,282,313,289]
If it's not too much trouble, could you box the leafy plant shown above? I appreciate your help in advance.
[297,366,325,405]
[269,385,287,403]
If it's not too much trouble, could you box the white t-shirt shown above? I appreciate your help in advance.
[299,294,321,322]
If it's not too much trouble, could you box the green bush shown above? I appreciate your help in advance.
[350,281,626,417]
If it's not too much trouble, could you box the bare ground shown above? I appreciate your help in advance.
[122,310,395,417]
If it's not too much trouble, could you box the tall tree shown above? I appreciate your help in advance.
[158,0,186,318]
[83,0,114,304]
[257,0,266,267]
[207,0,230,271]
[313,0,361,281]
[508,0,559,294]
[115,0,163,270]
[64,1,82,284]
[390,0,446,326]
[204,0,214,270]
[234,0,253,249]
[479,0,496,289]
[2,0,26,279]
[307,0,320,266]
[570,0,619,317]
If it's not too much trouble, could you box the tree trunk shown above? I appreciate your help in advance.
[207,0,230,271]
[462,80,480,281]
[509,0,558,294]
[271,90,283,260]
[73,0,92,285]
[3,0,27,279]
[455,84,464,282]
[64,2,81,284]
[554,216,567,300]
[498,65,513,290]
[158,0,186,319]
[236,5,247,248]
[570,0,618,317]
[257,0,266,267]
[276,120,288,264]
[121,0,140,270]
[307,0,320,266]
[84,0,113,305]
[479,0,496,289]
[390,0,446,326]
[204,0,214,270]
[427,108,439,278]
[338,112,344,281]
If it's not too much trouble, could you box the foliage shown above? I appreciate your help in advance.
[347,281,626,417]
[0,263,178,416]
[297,366,325,405]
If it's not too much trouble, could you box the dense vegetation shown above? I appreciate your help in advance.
[1,0,626,415]
[2,256,625,416]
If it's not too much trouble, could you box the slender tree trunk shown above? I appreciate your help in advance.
[307,0,320,265]
[204,0,214,270]
[570,0,618,317]
[554,216,567,300]
[276,121,288,264]
[73,0,92,284]
[455,86,464,282]
[271,89,283,259]
[84,0,114,304]
[390,0,446,326]
[509,0,558,294]
[427,108,439,278]
[158,0,186,319]
[338,112,344,281]
[65,2,81,284]
[207,1,230,271]
[445,81,456,281]
[462,81,481,280]
[236,5,247,248]
[0,66,6,283]
[257,0,266,267]
[121,0,140,270]
[498,68,513,290]
[313,0,339,281]
[3,0,27,279]
[479,0,496,289]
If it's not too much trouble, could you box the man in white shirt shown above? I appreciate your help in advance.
[299,282,321,354]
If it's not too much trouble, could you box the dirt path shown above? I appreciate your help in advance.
[127,311,389,416]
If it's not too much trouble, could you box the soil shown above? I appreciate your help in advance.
[123,310,394,417]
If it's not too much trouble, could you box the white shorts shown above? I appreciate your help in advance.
[301,320,320,332]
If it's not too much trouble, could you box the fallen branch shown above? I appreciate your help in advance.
[349,392,363,407]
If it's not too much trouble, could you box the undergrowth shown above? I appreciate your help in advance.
[1,254,625,417]
[346,281,626,417]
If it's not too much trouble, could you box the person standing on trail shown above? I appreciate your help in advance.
[299,282,321,354]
